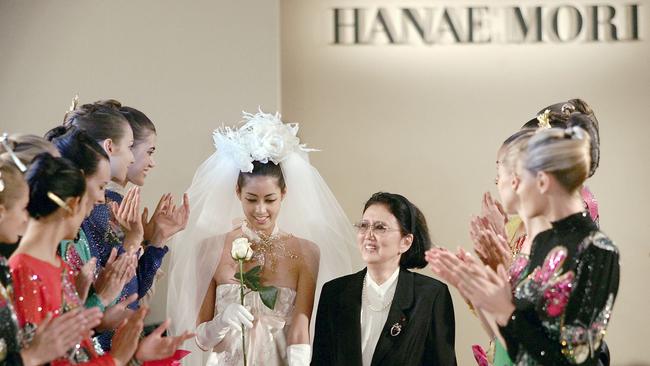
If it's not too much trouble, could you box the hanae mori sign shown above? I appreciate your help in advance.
[332,4,641,44]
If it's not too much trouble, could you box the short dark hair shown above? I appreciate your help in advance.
[237,161,286,192]
[46,126,109,176]
[363,192,431,269]
[25,154,86,219]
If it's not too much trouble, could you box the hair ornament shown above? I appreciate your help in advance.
[68,94,79,112]
[536,109,552,129]
[47,192,73,214]
[212,108,317,173]
[0,133,27,173]
[561,103,575,115]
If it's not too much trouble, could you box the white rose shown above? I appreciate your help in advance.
[231,237,253,261]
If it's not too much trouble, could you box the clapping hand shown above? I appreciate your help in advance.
[111,187,144,251]
[135,318,195,361]
[470,216,512,271]
[143,193,190,247]
[480,192,508,239]
[98,294,137,332]
[21,307,103,365]
[94,248,138,306]
[76,258,97,303]
[426,247,515,326]
[110,306,147,366]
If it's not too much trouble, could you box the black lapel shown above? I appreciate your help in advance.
[371,269,414,366]
[337,268,365,365]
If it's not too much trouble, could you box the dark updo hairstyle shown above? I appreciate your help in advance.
[62,101,130,145]
[92,99,157,145]
[363,192,431,269]
[521,98,600,177]
[25,154,86,219]
[119,106,157,145]
[237,161,286,192]
[45,126,109,176]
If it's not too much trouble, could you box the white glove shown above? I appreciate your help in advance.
[287,344,311,366]
[195,303,254,351]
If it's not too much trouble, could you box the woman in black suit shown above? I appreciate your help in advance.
[312,192,457,366]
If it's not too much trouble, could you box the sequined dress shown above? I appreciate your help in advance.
[498,212,620,365]
[205,284,296,366]
[9,253,114,365]
[0,256,22,365]
[83,189,168,350]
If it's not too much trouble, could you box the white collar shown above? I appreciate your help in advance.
[366,267,400,297]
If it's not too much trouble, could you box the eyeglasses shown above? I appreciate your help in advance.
[353,221,401,235]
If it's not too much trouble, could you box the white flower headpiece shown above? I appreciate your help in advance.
[213,109,316,173]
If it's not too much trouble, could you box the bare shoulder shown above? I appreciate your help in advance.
[294,236,320,259]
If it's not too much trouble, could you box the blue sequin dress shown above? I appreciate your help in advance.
[83,189,168,351]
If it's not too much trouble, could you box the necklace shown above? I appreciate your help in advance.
[241,221,298,272]
[362,276,392,312]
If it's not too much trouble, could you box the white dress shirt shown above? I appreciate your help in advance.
[360,267,400,366]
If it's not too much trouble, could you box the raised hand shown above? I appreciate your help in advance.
[94,248,138,306]
[110,306,146,366]
[143,193,190,247]
[456,263,515,326]
[111,186,144,250]
[75,257,97,303]
[470,216,512,270]
[21,307,103,365]
[425,247,466,288]
[480,192,508,239]
[135,319,195,361]
[98,294,137,331]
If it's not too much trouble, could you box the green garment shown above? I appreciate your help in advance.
[60,230,106,312]
[493,339,513,366]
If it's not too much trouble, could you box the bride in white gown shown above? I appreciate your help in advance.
[166,110,358,366]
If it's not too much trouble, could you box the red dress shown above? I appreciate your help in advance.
[9,253,115,366]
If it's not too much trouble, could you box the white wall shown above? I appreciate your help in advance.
[0,0,280,323]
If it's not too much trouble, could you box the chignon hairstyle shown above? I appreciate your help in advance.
[45,126,109,177]
[522,98,600,177]
[62,101,130,145]
[25,154,86,219]
[0,134,60,169]
[500,128,536,173]
[92,99,157,146]
[524,127,591,193]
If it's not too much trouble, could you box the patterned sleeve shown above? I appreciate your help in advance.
[500,233,620,365]
[135,245,168,299]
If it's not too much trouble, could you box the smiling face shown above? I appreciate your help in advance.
[0,181,29,243]
[237,175,285,234]
[83,158,111,216]
[127,132,157,186]
[357,203,412,269]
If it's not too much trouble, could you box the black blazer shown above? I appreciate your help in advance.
[312,268,457,366]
